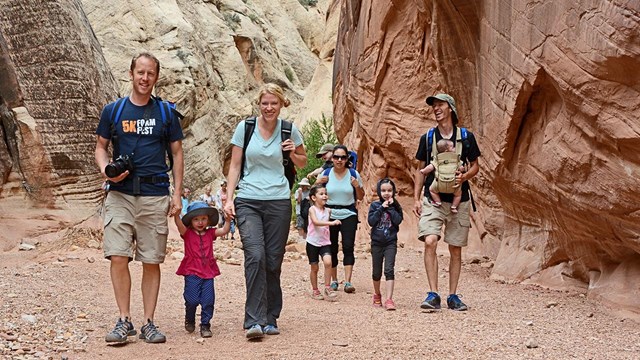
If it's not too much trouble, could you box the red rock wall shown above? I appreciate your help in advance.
[334,0,640,312]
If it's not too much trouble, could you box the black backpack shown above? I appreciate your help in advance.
[299,197,311,232]
[240,117,296,190]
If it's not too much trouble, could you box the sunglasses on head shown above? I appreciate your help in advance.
[332,155,348,160]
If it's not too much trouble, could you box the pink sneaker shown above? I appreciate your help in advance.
[385,299,396,311]
[372,294,382,307]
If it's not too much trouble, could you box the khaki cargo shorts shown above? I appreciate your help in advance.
[102,191,170,263]
[417,197,471,247]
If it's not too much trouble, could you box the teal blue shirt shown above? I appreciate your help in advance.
[231,119,303,200]
[325,168,363,220]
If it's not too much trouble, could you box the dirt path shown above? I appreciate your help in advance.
[1,241,639,360]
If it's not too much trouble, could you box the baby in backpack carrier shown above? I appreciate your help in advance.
[420,139,466,213]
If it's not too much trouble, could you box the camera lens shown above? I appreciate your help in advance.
[105,161,124,178]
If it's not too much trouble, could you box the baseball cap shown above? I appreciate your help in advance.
[426,93,458,120]
[315,143,334,158]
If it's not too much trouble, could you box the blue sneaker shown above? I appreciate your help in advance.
[330,281,339,291]
[263,324,280,335]
[420,292,441,309]
[447,294,468,311]
[245,324,264,340]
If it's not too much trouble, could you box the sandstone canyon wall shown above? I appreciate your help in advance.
[0,0,119,248]
[333,0,640,312]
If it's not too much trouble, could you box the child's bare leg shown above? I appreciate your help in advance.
[310,263,319,290]
[322,255,332,288]
[373,279,381,296]
[451,188,462,213]
[429,188,442,206]
[385,279,395,300]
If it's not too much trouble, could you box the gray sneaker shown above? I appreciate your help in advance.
[245,324,264,340]
[139,320,166,343]
[105,317,136,343]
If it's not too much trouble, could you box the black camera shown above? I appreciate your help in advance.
[105,154,134,178]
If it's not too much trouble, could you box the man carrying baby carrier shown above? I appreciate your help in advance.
[412,93,481,311]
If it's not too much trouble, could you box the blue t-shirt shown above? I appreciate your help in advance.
[325,168,363,220]
[95,97,184,196]
[230,119,303,200]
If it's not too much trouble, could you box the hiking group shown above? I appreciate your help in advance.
[95,51,481,344]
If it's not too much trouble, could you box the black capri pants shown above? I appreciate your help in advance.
[371,242,397,281]
[329,214,358,268]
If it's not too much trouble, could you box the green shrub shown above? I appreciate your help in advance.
[284,67,295,83]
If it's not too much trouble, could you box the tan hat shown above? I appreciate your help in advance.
[315,143,334,158]
[298,178,311,187]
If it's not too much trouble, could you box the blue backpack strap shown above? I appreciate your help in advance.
[426,127,435,161]
[157,98,175,171]
[322,167,331,177]
[239,117,257,183]
[109,97,128,158]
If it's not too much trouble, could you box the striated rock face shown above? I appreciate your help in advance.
[0,0,117,202]
[0,0,119,248]
[334,0,640,312]
[81,0,338,193]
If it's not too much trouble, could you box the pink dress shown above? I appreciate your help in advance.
[176,228,221,279]
[306,206,331,247]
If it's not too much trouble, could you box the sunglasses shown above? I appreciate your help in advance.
[332,155,348,160]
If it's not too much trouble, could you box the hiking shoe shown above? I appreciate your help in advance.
[311,289,324,300]
[420,292,441,309]
[245,324,264,340]
[330,281,339,291]
[385,299,396,311]
[447,294,468,311]
[185,319,195,333]
[105,317,136,343]
[343,282,355,293]
[324,287,338,302]
[139,320,166,343]
[372,294,382,307]
[263,324,280,335]
[200,324,212,338]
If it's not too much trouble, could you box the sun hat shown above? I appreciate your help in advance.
[220,179,227,186]
[426,93,458,121]
[298,178,311,187]
[182,201,219,227]
[315,143,335,158]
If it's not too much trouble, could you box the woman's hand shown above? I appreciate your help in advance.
[350,176,359,188]
[224,201,235,220]
[281,138,296,152]
[316,176,328,184]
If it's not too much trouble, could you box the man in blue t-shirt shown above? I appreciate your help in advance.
[95,52,184,344]
[413,93,481,312]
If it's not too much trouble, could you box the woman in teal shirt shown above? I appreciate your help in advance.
[224,83,307,339]
[317,145,364,293]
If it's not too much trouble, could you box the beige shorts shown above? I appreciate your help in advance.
[103,191,170,263]
[417,197,470,247]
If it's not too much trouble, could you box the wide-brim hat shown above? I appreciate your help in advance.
[426,93,458,120]
[298,178,311,187]
[315,143,335,158]
[182,201,219,227]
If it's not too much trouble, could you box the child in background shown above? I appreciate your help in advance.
[419,139,465,212]
[174,202,230,337]
[367,178,403,310]
[306,184,341,301]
